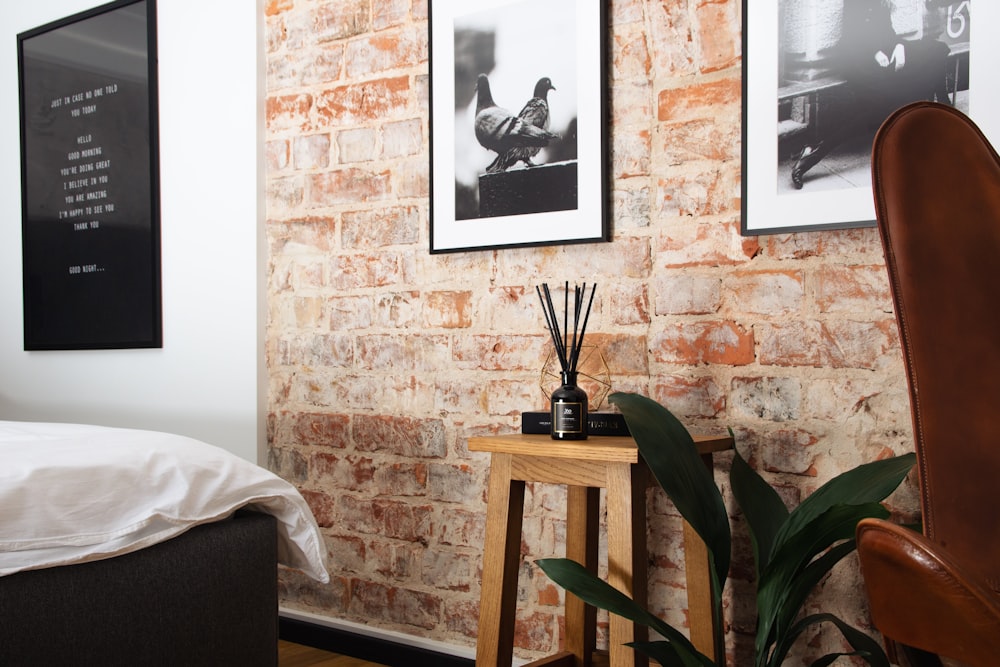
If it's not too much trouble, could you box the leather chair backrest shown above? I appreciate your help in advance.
[872,101,1000,594]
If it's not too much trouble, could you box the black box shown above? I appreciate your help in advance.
[520,411,631,436]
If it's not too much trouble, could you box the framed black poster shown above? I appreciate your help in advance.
[428,0,609,253]
[18,0,161,350]
[741,0,975,235]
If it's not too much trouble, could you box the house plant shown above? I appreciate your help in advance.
[537,392,915,667]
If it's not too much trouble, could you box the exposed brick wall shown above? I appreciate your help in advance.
[264,0,917,662]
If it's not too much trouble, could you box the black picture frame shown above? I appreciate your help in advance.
[429,0,609,253]
[741,1,973,235]
[18,0,161,349]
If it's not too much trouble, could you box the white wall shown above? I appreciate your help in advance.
[0,0,265,462]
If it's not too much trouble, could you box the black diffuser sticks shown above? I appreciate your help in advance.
[536,282,596,375]
[537,282,596,439]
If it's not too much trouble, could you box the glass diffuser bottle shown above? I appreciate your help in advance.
[551,371,588,440]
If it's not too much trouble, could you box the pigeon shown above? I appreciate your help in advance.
[474,74,559,170]
[486,77,556,173]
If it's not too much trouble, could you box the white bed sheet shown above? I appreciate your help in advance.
[0,420,329,582]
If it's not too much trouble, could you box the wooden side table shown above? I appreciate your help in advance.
[469,433,733,667]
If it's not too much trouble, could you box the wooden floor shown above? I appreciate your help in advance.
[278,640,387,667]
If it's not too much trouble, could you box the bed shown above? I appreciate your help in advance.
[0,420,328,666]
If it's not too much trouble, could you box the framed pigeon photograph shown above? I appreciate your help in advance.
[428,0,609,253]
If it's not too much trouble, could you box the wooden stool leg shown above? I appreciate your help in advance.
[565,485,599,666]
[684,452,724,664]
[477,453,526,667]
[605,463,648,667]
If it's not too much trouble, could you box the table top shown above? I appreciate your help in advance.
[468,433,733,464]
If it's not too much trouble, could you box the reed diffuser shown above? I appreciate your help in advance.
[536,282,596,440]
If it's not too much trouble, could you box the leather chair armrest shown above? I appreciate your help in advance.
[856,517,1000,667]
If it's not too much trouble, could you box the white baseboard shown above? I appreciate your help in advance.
[279,606,482,662]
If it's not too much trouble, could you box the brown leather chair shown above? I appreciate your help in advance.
[857,100,1000,666]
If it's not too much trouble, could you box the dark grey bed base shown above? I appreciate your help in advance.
[0,510,278,666]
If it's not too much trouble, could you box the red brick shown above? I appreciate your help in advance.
[437,508,486,548]
[300,489,336,528]
[381,119,423,158]
[387,586,442,630]
[606,283,650,325]
[352,414,448,458]
[374,291,421,328]
[757,320,897,369]
[329,254,406,290]
[391,157,429,198]
[267,217,336,254]
[373,462,428,496]
[345,30,421,78]
[420,550,474,592]
[694,0,741,73]
[266,93,313,132]
[264,0,292,17]
[368,541,418,580]
[316,77,411,125]
[326,534,367,573]
[266,139,289,171]
[657,220,760,266]
[653,273,721,315]
[726,270,805,316]
[327,295,375,330]
[651,321,754,366]
[293,133,331,169]
[423,291,472,329]
[656,167,736,218]
[308,168,392,207]
[311,0,370,42]
[651,375,725,418]
[513,611,557,654]
[312,453,376,490]
[760,429,820,476]
[815,265,891,313]
[729,376,802,422]
[427,463,478,503]
[356,334,453,373]
[659,117,741,164]
[267,175,305,212]
[657,78,740,122]
[612,127,651,179]
[342,206,420,248]
[451,335,545,372]
[373,499,433,543]
[336,127,377,164]
[374,0,411,30]
[443,598,480,638]
[294,296,324,329]
[646,1,698,78]
[585,333,649,376]
[612,28,652,81]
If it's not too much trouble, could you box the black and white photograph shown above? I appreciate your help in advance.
[429,0,608,253]
[18,0,161,349]
[742,1,989,235]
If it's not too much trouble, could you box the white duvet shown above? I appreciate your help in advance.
[0,420,329,582]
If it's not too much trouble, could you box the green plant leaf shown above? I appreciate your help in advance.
[609,392,731,594]
[782,613,890,667]
[730,449,788,577]
[755,502,889,664]
[628,641,715,667]
[771,453,915,555]
[766,540,858,665]
[536,558,712,665]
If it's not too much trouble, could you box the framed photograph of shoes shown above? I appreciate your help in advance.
[429,0,609,253]
[741,0,982,235]
[18,0,161,349]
